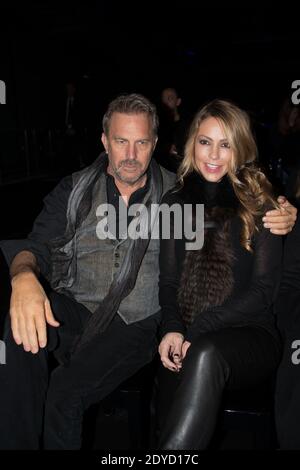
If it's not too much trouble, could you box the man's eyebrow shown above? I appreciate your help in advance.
[113,136,151,142]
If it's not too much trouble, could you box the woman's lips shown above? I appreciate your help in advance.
[204,163,222,173]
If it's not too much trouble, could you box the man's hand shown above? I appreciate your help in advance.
[10,272,59,353]
[263,196,297,235]
[158,332,184,372]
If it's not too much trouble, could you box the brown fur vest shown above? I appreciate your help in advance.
[176,172,240,326]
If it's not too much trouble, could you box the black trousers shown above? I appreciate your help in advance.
[156,326,281,450]
[0,292,160,449]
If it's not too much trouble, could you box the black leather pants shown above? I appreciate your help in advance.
[156,327,281,450]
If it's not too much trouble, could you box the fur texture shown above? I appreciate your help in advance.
[176,172,239,326]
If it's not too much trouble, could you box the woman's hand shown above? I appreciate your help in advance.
[158,332,184,372]
[181,340,191,360]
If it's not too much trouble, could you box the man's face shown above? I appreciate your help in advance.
[102,112,157,185]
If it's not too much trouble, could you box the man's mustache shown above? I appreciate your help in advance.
[117,160,142,170]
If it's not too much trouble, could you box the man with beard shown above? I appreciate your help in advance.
[0,93,297,449]
[0,93,175,449]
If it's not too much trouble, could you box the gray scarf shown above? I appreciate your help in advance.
[55,154,163,354]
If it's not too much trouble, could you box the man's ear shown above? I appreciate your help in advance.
[101,133,108,152]
[177,98,182,107]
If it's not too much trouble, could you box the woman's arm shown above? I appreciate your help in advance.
[159,192,186,338]
[185,226,283,341]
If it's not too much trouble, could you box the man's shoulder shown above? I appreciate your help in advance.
[71,155,103,185]
[43,174,73,205]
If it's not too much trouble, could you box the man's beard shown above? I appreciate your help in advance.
[113,159,147,185]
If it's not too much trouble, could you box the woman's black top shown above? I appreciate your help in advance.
[159,172,283,343]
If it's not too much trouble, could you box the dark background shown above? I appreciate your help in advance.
[0,2,299,450]
[0,2,299,235]
[0,2,299,129]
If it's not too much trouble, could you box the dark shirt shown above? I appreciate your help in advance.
[159,174,283,343]
[106,167,149,239]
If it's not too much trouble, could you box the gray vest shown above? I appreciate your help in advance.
[53,166,175,324]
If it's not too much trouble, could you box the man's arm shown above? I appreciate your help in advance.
[0,175,72,276]
[9,250,59,354]
[263,196,297,235]
[1,175,73,353]
[10,250,40,279]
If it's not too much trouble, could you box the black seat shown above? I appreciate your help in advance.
[210,379,277,449]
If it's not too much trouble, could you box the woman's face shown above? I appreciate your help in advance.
[194,117,233,182]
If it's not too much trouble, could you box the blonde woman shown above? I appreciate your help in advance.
[157,99,289,449]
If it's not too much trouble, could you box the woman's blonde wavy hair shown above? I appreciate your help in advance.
[178,99,278,251]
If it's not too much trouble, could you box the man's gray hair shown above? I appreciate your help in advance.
[102,93,159,137]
